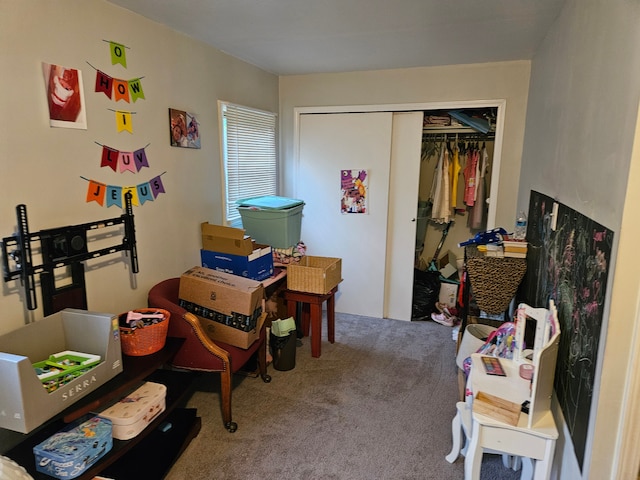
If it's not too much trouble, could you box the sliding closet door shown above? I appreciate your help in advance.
[384,112,424,321]
[297,112,393,317]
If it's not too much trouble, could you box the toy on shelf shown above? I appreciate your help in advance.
[33,351,101,393]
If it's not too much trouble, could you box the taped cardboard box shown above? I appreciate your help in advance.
[178,266,265,349]
[201,222,254,256]
[201,244,274,281]
[201,312,267,349]
[0,309,123,433]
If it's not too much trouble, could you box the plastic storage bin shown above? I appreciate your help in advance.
[236,195,304,249]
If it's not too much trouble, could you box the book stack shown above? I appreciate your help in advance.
[503,240,528,258]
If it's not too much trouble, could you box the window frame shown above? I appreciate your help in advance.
[218,100,278,226]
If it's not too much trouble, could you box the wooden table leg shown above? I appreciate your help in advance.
[327,290,335,344]
[310,302,322,358]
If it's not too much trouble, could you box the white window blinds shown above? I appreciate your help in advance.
[220,102,277,225]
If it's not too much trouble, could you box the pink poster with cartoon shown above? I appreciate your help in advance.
[341,169,368,214]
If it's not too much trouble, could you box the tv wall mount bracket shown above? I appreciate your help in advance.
[1,192,138,316]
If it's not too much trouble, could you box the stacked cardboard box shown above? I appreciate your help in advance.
[178,266,265,349]
[200,223,274,281]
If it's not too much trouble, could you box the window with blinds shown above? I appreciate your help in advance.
[219,101,277,225]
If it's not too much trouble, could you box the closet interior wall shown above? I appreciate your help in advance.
[417,109,496,271]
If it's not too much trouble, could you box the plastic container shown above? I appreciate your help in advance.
[236,195,304,249]
[119,308,170,356]
[270,331,296,371]
[514,211,527,240]
[33,415,113,479]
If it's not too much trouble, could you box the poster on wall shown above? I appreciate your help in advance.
[169,108,200,148]
[341,169,368,214]
[42,63,87,129]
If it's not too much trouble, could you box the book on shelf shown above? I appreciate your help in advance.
[504,251,526,258]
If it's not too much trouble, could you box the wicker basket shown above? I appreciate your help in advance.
[287,256,342,294]
[119,308,170,356]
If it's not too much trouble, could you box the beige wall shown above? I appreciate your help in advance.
[517,1,640,478]
[0,0,278,335]
[279,61,531,233]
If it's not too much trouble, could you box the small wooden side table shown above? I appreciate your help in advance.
[283,286,337,358]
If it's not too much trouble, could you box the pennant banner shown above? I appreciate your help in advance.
[98,143,150,172]
[100,145,119,171]
[113,79,130,103]
[110,41,127,68]
[84,174,166,208]
[115,110,133,133]
[86,180,106,206]
[95,70,113,99]
[93,70,145,103]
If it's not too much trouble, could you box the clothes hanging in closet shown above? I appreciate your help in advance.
[450,142,461,209]
[469,145,489,229]
[463,147,479,207]
[429,143,452,224]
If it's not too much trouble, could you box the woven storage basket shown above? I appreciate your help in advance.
[287,256,342,294]
[465,246,527,314]
[119,308,170,356]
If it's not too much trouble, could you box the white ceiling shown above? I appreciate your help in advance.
[106,0,566,76]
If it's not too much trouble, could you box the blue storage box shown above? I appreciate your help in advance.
[33,415,113,479]
[236,195,304,249]
[201,245,274,281]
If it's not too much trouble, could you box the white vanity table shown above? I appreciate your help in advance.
[447,301,561,480]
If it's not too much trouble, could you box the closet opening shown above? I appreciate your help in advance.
[412,107,497,321]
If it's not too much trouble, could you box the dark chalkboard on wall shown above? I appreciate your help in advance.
[519,190,614,472]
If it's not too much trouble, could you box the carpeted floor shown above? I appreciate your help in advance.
[165,313,521,480]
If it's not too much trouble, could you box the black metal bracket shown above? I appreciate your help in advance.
[1,192,138,314]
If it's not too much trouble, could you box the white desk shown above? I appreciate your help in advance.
[464,354,558,480]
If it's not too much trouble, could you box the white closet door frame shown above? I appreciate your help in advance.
[293,100,506,319]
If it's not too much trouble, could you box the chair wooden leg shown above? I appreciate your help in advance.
[219,368,236,432]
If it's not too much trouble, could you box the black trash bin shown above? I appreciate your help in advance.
[270,331,296,371]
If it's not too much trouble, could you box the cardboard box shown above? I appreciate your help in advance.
[438,282,458,309]
[438,250,459,279]
[0,309,123,433]
[201,244,274,281]
[287,256,342,294]
[179,266,264,319]
[201,222,254,256]
[201,312,267,349]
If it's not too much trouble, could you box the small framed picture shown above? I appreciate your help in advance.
[169,108,200,149]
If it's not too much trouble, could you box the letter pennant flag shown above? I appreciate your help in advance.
[115,110,133,133]
[84,174,166,208]
[94,70,145,102]
[110,41,127,68]
[96,142,149,173]
[99,143,150,172]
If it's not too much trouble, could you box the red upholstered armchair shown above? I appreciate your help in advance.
[148,277,271,432]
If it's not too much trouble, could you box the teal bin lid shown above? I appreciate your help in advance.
[236,195,304,210]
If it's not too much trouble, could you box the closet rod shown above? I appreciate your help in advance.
[422,132,495,142]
